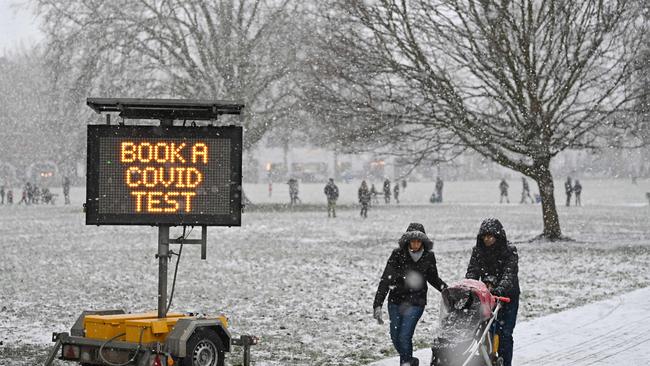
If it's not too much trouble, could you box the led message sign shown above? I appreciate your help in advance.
[86,125,242,226]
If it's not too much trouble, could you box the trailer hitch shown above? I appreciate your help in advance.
[231,335,259,366]
[43,333,66,366]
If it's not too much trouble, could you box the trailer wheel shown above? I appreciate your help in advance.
[181,328,225,366]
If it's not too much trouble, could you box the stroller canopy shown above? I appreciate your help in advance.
[443,279,495,321]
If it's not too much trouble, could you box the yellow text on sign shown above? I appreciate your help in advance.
[119,141,210,214]
[120,142,208,164]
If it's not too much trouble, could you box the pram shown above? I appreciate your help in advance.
[430,279,510,366]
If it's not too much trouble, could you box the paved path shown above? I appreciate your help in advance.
[370,286,650,365]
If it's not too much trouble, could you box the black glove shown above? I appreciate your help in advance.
[492,287,505,297]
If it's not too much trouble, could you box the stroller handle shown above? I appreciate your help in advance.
[494,296,511,303]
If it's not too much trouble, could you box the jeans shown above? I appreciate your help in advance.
[388,303,424,365]
[495,295,519,366]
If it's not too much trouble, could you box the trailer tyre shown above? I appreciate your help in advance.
[181,328,225,366]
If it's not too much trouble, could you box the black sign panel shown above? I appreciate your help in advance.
[86,125,242,226]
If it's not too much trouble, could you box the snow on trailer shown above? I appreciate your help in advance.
[44,98,257,366]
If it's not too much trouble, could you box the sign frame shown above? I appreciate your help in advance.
[86,124,242,226]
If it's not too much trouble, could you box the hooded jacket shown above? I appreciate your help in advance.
[324,181,339,200]
[465,218,520,297]
[374,223,447,309]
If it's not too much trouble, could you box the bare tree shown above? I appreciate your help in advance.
[303,0,647,240]
[33,0,301,149]
[0,50,57,170]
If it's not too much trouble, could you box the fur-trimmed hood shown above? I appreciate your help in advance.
[476,218,507,250]
[399,230,433,252]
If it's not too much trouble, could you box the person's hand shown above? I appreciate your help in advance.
[373,307,384,324]
[492,287,505,297]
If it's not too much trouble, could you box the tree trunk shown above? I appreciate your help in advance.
[534,165,563,240]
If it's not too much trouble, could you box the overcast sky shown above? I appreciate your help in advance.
[0,0,42,56]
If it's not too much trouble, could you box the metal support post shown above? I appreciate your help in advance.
[201,226,207,260]
[158,226,170,319]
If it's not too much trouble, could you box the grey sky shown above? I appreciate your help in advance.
[0,0,42,56]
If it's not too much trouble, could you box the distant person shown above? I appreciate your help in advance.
[33,185,40,204]
[359,180,371,218]
[401,179,407,190]
[288,178,300,205]
[42,187,56,205]
[564,177,573,207]
[646,192,650,206]
[373,223,448,366]
[63,176,71,205]
[435,177,444,203]
[6,189,13,204]
[324,178,339,218]
[0,184,5,204]
[383,179,391,204]
[520,177,533,204]
[573,180,582,206]
[370,184,379,205]
[25,182,33,204]
[19,184,28,205]
[499,179,510,203]
[393,184,400,204]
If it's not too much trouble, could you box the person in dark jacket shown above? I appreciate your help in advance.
[0,184,5,204]
[564,177,573,207]
[288,178,300,205]
[393,183,400,204]
[465,218,520,366]
[573,180,582,206]
[435,177,444,203]
[63,176,71,205]
[374,223,448,366]
[383,179,391,204]
[324,178,339,217]
[359,180,371,218]
[520,177,533,204]
[499,179,509,203]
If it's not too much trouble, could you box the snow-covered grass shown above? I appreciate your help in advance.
[0,179,649,365]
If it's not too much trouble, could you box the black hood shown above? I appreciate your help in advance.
[399,222,433,251]
[406,222,426,234]
[476,218,507,250]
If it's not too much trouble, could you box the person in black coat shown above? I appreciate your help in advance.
[393,183,400,204]
[383,179,391,204]
[374,223,448,366]
[465,218,520,366]
[499,179,510,203]
[564,177,573,207]
[573,180,582,206]
[324,178,339,217]
[359,180,371,218]
[435,177,444,203]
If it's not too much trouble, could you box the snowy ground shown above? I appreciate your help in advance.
[0,179,649,365]
[372,286,650,365]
